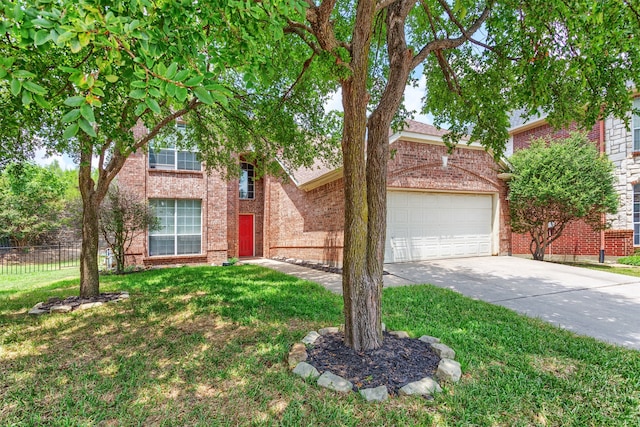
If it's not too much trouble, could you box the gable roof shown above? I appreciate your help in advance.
[290,120,464,190]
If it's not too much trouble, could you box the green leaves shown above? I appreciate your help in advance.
[22,81,46,96]
[10,79,21,96]
[61,109,81,123]
[64,96,86,107]
[508,132,618,249]
[78,118,97,138]
[129,89,146,99]
[80,104,95,123]
[63,123,79,139]
[193,87,214,105]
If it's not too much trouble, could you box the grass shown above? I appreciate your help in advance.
[561,261,640,278]
[1,265,639,426]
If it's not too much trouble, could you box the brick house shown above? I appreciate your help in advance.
[117,120,512,266]
[506,96,640,260]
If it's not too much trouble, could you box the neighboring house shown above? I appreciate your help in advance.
[117,120,512,266]
[506,97,640,259]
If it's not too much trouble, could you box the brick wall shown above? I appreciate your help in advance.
[267,177,344,265]
[513,122,599,151]
[266,139,511,264]
[118,147,228,266]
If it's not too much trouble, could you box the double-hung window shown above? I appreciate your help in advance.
[149,124,201,171]
[633,97,640,151]
[239,163,255,199]
[149,199,202,256]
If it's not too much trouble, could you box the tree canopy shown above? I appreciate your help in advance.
[0,162,66,246]
[507,133,618,261]
[0,0,339,297]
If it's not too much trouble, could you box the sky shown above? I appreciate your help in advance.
[35,75,434,170]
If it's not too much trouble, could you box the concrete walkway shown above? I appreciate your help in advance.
[245,257,640,350]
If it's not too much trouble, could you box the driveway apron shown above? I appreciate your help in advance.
[383,256,640,350]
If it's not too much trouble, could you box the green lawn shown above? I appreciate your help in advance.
[1,265,638,426]
[569,262,640,278]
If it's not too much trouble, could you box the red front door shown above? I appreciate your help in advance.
[238,214,254,257]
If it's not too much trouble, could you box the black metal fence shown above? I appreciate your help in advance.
[0,243,81,275]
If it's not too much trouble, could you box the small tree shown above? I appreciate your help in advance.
[99,185,159,273]
[507,133,618,261]
[0,163,65,246]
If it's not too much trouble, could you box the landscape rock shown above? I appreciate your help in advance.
[360,386,389,402]
[292,362,320,380]
[318,327,339,336]
[288,343,308,369]
[388,330,409,339]
[418,335,440,344]
[117,293,130,300]
[50,305,72,313]
[317,371,353,393]
[398,377,442,396]
[431,343,455,359]
[436,358,462,383]
[28,303,49,316]
[77,302,104,310]
[301,331,320,345]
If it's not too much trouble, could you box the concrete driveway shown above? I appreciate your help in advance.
[383,256,640,350]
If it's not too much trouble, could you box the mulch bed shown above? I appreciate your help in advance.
[38,292,128,311]
[306,332,440,395]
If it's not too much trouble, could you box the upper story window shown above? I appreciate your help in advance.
[633,97,640,151]
[149,124,201,171]
[239,162,254,199]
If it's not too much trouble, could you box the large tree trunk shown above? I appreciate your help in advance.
[80,191,101,297]
[79,142,101,297]
[340,0,381,351]
[340,0,415,351]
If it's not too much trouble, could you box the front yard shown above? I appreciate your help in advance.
[1,265,638,426]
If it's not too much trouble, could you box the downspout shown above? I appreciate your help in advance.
[599,119,606,263]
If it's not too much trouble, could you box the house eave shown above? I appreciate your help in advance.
[298,168,344,191]
[508,116,549,135]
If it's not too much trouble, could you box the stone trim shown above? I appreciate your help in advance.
[288,326,462,402]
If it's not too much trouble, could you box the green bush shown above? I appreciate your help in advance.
[617,255,640,266]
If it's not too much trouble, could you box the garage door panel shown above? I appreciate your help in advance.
[385,191,493,263]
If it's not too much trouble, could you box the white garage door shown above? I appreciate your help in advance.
[385,191,493,263]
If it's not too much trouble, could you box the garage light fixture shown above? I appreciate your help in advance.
[442,155,448,168]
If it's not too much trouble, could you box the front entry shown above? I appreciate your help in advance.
[238,214,254,257]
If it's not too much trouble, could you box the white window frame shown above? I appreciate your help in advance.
[148,124,201,171]
[148,199,202,256]
[633,97,640,151]
[239,162,255,200]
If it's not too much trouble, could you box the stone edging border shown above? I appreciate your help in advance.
[288,325,462,402]
[28,292,130,315]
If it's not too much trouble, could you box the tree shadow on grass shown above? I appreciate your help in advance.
[0,265,364,426]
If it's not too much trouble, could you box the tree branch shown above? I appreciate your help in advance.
[278,52,316,108]
[305,0,351,59]
[376,0,402,13]
[412,5,492,68]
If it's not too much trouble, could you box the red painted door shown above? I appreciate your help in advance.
[238,214,254,257]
